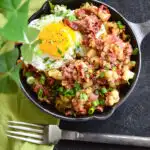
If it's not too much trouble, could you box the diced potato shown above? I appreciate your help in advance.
[105,89,119,106]
[85,87,93,94]
[105,70,119,81]
[122,69,135,81]
[87,49,97,58]
[83,80,93,88]
[113,45,124,61]
[90,56,100,68]
[98,12,111,22]
[48,69,62,80]
[105,70,119,87]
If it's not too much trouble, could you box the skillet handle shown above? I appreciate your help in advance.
[62,130,150,148]
[127,20,150,47]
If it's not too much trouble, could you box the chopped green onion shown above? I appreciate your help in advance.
[92,99,100,107]
[132,48,138,55]
[58,87,64,93]
[38,88,43,99]
[26,76,35,85]
[99,72,105,78]
[57,48,62,55]
[46,64,51,69]
[104,65,110,70]
[99,99,105,105]
[75,43,80,49]
[46,60,56,68]
[25,72,32,78]
[88,107,95,115]
[68,15,77,21]
[64,89,75,97]
[40,75,46,85]
[43,57,49,63]
[74,82,81,92]
[117,21,125,29]
[51,60,56,63]
[80,93,88,101]
[100,87,108,94]
[108,87,113,92]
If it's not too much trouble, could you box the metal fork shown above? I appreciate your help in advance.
[7,121,150,147]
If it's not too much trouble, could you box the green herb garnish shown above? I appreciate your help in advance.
[104,65,110,70]
[99,99,105,105]
[58,83,81,97]
[40,75,46,85]
[75,43,80,50]
[99,72,105,78]
[61,55,65,59]
[88,107,95,115]
[68,15,77,21]
[100,87,108,94]
[43,57,49,63]
[57,48,62,55]
[117,21,125,29]
[57,87,64,94]
[108,87,113,92]
[74,82,81,92]
[92,99,100,107]
[80,93,88,101]
[64,89,75,97]
[132,48,138,55]
[38,88,43,99]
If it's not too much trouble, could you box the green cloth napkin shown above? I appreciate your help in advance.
[0,0,59,150]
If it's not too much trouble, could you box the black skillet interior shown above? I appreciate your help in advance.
[20,0,140,121]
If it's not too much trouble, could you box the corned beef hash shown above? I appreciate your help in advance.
[21,3,137,116]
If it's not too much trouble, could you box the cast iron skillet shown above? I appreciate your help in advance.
[20,0,150,121]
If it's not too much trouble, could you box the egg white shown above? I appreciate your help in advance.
[28,10,83,71]
[96,24,106,39]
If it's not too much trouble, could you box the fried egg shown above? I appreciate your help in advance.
[28,11,83,70]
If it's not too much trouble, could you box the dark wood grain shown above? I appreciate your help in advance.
[55,0,150,149]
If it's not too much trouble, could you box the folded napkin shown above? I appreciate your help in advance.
[0,0,59,150]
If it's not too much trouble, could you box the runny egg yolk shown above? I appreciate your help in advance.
[38,22,76,58]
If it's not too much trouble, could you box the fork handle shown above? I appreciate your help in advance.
[62,131,150,147]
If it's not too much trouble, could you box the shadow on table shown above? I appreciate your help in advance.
[55,140,149,150]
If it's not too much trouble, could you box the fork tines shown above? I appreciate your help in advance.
[7,121,45,144]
